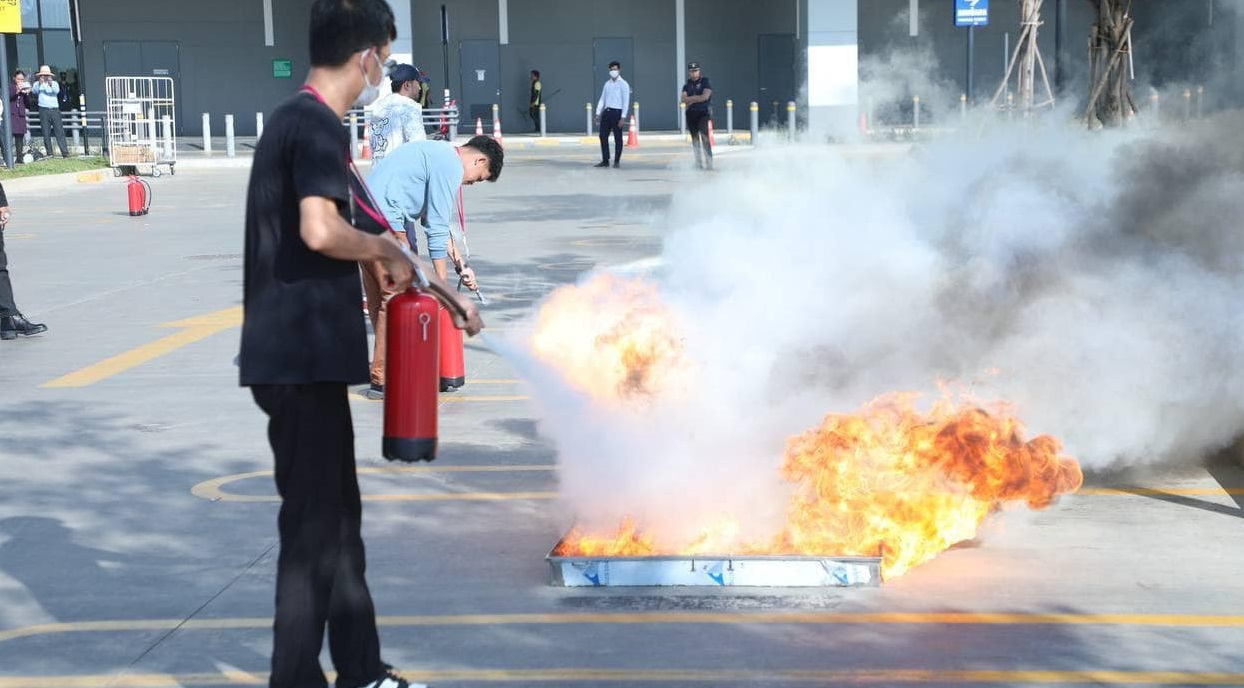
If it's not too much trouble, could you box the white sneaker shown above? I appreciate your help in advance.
[360,670,427,688]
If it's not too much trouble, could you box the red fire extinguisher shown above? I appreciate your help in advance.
[439,305,465,391]
[127,175,151,216]
[383,287,441,463]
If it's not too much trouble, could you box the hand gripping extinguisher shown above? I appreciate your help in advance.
[127,175,151,216]
[382,260,475,463]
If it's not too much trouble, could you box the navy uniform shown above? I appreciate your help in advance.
[682,62,713,170]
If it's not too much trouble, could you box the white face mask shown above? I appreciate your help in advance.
[609,69,620,79]
[355,49,385,107]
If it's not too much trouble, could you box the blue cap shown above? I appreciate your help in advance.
[390,63,420,85]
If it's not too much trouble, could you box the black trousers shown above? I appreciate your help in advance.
[0,222,15,316]
[529,106,540,131]
[686,109,713,167]
[38,108,68,158]
[599,107,623,163]
[251,383,384,688]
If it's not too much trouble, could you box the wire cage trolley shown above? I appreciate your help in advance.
[105,76,177,177]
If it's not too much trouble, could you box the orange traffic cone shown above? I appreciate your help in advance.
[361,122,372,159]
[626,114,639,147]
[493,116,504,147]
[706,118,716,150]
[475,117,484,136]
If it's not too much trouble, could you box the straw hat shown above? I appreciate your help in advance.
[35,65,53,77]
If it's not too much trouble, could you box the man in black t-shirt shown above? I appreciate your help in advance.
[681,62,714,170]
[239,3,481,688]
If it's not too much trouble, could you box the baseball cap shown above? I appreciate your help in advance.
[687,61,701,70]
[390,63,420,84]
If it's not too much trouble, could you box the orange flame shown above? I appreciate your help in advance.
[536,276,1083,578]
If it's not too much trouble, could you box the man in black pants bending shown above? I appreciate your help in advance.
[593,60,630,168]
[681,61,714,170]
[238,2,482,688]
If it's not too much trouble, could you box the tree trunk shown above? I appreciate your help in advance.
[1084,0,1136,127]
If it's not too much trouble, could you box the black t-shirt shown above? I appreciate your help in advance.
[683,76,712,113]
[240,91,376,386]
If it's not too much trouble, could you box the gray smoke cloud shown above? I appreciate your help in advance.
[505,109,1244,538]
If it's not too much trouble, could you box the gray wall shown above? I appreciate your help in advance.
[686,0,799,118]
[79,0,310,136]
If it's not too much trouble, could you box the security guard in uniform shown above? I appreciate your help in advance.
[681,61,713,170]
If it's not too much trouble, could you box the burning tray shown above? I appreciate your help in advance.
[547,543,882,588]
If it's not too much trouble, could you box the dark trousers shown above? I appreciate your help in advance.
[38,107,68,158]
[251,383,384,688]
[529,106,540,131]
[599,107,623,163]
[687,109,713,168]
[0,223,15,316]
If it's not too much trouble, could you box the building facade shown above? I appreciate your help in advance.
[16,0,1239,137]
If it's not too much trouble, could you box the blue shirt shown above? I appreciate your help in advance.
[32,79,59,109]
[365,140,462,259]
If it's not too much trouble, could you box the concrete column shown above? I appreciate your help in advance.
[675,0,686,108]
[805,0,858,140]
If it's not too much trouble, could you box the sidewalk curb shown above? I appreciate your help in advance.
[0,167,116,193]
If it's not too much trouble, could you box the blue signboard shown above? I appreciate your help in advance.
[955,0,989,27]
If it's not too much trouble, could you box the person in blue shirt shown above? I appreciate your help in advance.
[681,62,713,170]
[30,66,68,158]
[360,135,504,397]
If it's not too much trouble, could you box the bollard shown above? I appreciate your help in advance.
[1196,85,1204,119]
[491,102,499,130]
[256,112,264,140]
[161,115,174,160]
[912,96,921,129]
[1149,91,1160,121]
[225,114,236,157]
[786,100,796,140]
[585,102,592,135]
[1006,93,1014,121]
[80,104,90,155]
[349,113,359,156]
[71,115,80,155]
[1182,89,1192,121]
[539,104,547,137]
[202,113,212,153]
[749,101,758,145]
[726,99,733,134]
[679,101,687,135]
[448,104,458,141]
[633,101,640,134]
[960,93,967,121]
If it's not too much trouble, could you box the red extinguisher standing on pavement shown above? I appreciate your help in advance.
[127,175,151,216]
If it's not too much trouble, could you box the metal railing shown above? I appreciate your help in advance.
[22,106,106,156]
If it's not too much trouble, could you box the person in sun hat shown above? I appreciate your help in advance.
[30,65,68,158]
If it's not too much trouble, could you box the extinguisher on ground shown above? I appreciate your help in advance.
[127,175,152,216]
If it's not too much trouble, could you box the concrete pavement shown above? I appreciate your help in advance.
[1,142,1243,687]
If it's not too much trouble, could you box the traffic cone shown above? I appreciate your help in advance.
[859,110,869,137]
[706,118,716,150]
[626,114,639,147]
[475,117,484,136]
[361,122,372,159]
[493,116,504,147]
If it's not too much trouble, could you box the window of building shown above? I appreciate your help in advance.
[39,0,72,29]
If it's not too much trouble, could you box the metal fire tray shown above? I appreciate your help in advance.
[547,544,882,588]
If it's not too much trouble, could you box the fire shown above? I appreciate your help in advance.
[535,276,1083,579]
[529,273,686,401]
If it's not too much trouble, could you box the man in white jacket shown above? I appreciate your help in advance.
[368,63,426,161]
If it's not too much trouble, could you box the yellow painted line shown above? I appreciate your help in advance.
[4,233,35,239]
[43,306,242,388]
[1079,487,1244,497]
[440,394,529,402]
[3,669,1244,687]
[191,464,558,503]
[7,611,1244,647]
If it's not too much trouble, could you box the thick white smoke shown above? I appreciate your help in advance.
[506,111,1244,536]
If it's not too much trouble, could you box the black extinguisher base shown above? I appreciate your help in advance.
[383,436,438,463]
[439,376,465,392]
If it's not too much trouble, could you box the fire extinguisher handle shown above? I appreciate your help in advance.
[399,244,475,320]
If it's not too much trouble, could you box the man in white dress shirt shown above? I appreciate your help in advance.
[593,60,630,168]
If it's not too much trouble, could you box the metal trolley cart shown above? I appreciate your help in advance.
[106,76,177,177]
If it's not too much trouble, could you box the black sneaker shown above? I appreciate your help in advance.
[363,383,384,400]
[612,160,621,168]
[0,314,47,340]
[594,161,610,168]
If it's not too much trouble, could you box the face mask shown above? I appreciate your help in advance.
[609,70,619,79]
[355,49,384,107]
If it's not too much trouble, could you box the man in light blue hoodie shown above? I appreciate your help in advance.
[360,135,504,397]
[31,65,68,158]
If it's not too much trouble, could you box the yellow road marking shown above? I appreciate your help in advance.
[190,464,557,502]
[43,306,242,388]
[3,669,1244,687]
[440,394,529,402]
[5,610,1244,646]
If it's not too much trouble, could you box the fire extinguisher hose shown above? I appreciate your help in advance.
[401,245,473,327]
